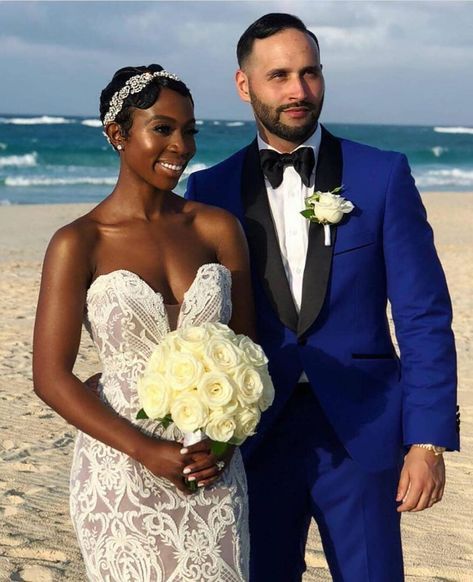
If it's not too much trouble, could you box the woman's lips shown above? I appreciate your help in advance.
[157,160,185,175]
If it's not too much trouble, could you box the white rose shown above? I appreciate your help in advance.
[205,411,236,443]
[137,374,171,419]
[165,352,204,392]
[237,336,269,367]
[197,371,235,409]
[234,365,264,405]
[178,325,210,355]
[258,370,275,412]
[204,337,239,372]
[234,407,261,440]
[147,342,171,374]
[310,192,354,224]
[158,331,186,356]
[170,393,208,433]
[204,322,237,340]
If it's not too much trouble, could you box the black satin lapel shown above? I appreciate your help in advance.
[242,140,298,331]
[298,127,343,337]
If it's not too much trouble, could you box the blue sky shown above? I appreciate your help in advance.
[0,1,472,125]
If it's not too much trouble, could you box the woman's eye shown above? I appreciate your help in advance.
[153,125,172,135]
[187,128,199,136]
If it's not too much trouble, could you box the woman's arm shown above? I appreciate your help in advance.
[33,224,194,493]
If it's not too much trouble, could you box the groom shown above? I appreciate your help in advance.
[186,13,459,581]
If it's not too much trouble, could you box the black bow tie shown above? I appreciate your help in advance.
[260,147,315,189]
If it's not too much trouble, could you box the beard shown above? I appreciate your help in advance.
[248,86,323,144]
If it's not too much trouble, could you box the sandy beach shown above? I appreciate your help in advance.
[0,194,471,581]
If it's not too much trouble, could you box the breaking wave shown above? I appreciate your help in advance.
[434,126,473,135]
[0,152,38,168]
[5,176,116,187]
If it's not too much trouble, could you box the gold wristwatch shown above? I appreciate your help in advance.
[412,444,446,456]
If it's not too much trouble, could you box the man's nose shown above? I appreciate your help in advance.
[288,76,307,101]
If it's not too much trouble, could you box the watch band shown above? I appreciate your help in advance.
[412,444,446,455]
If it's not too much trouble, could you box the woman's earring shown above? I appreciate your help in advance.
[117,144,124,151]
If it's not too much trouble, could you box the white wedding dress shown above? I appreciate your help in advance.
[70,264,249,582]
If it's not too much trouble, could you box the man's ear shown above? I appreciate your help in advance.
[104,122,125,150]
[235,69,251,104]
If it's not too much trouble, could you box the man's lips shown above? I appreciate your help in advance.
[282,107,311,119]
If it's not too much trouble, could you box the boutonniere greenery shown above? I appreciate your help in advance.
[300,186,354,246]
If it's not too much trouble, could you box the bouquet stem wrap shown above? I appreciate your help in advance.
[183,429,205,447]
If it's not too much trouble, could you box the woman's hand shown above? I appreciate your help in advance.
[182,439,236,488]
[136,436,197,495]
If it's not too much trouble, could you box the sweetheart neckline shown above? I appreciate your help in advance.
[86,263,231,333]
[87,263,230,307]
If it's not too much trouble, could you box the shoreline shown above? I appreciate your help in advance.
[0,194,472,580]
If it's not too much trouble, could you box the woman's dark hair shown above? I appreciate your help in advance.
[100,64,193,137]
[237,13,320,68]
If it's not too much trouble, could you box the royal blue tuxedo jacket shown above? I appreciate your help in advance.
[185,127,459,471]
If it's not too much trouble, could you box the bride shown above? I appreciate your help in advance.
[33,64,255,581]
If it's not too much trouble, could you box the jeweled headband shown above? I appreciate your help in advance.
[102,70,182,126]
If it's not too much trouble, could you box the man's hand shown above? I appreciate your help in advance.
[396,447,446,512]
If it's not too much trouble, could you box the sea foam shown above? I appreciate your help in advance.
[82,119,103,128]
[226,121,245,127]
[182,163,208,178]
[0,116,72,125]
[416,168,473,188]
[0,152,38,168]
[5,176,116,187]
[431,146,448,158]
[434,126,473,135]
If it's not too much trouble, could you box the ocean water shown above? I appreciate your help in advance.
[1,114,472,205]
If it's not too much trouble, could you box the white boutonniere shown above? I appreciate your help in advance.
[300,186,354,246]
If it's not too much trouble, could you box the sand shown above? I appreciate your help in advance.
[0,194,471,581]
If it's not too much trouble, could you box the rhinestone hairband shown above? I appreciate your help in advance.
[102,70,182,126]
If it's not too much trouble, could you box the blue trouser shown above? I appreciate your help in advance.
[244,384,404,582]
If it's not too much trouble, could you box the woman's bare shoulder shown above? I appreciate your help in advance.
[184,198,242,236]
[44,211,100,269]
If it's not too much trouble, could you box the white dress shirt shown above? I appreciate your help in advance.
[257,124,322,312]
[258,125,322,384]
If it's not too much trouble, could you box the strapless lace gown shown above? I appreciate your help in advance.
[70,264,249,582]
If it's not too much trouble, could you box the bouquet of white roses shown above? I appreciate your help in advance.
[136,322,274,456]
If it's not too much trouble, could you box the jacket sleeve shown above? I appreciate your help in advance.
[383,154,459,450]
[184,172,197,201]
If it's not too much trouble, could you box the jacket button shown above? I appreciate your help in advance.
[298,337,307,346]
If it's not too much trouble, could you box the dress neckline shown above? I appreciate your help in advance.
[88,263,229,298]
[87,263,231,332]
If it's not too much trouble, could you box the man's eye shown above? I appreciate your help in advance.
[154,125,172,135]
[270,72,286,80]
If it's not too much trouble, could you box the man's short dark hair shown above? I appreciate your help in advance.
[237,13,320,68]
